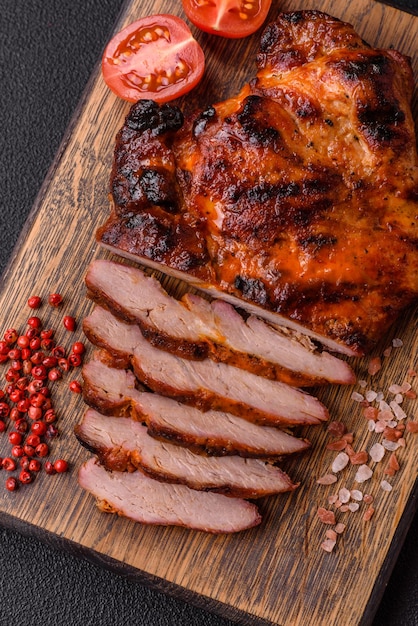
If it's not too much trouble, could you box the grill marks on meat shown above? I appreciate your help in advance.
[97,10,418,356]
[76,408,297,498]
[79,458,262,533]
[81,358,311,458]
[85,258,355,387]
[83,306,329,427]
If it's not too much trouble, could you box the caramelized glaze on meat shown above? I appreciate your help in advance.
[97,11,418,355]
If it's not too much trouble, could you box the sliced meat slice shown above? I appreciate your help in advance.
[82,358,311,458]
[83,306,329,427]
[85,258,355,386]
[76,408,297,498]
[78,457,262,533]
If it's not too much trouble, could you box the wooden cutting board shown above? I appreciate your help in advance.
[0,1,417,625]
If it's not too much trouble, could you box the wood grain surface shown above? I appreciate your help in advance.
[0,1,417,625]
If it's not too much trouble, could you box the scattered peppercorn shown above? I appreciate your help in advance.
[5,477,18,491]
[53,459,69,473]
[27,296,42,309]
[48,293,63,307]
[63,316,76,332]
[0,289,84,492]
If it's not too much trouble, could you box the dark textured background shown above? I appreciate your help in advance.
[0,1,417,624]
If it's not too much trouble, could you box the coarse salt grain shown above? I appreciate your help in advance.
[332,452,350,473]
[338,487,351,503]
[317,507,336,524]
[381,480,393,492]
[358,380,368,388]
[394,393,404,404]
[317,473,338,485]
[350,489,363,501]
[335,523,346,534]
[382,439,399,451]
[368,421,376,432]
[379,400,392,412]
[376,391,385,402]
[348,502,360,512]
[369,442,385,462]
[389,401,407,420]
[365,390,378,402]
[368,357,382,375]
[327,421,347,437]
[406,421,418,433]
[321,538,336,552]
[401,381,412,393]
[379,409,394,422]
[326,529,338,541]
[388,383,403,394]
[351,391,365,402]
[363,507,375,521]
[392,338,403,348]
[350,450,369,465]
[355,465,373,483]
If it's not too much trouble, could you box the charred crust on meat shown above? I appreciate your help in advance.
[234,276,269,306]
[237,96,281,147]
[97,212,211,276]
[139,169,178,212]
[357,101,405,144]
[192,106,217,137]
[140,327,210,361]
[125,100,183,136]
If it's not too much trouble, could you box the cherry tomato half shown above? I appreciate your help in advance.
[182,0,272,39]
[102,14,205,103]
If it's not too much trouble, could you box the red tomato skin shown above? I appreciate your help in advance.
[102,14,205,103]
[182,0,272,39]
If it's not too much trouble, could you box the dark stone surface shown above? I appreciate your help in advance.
[0,1,417,624]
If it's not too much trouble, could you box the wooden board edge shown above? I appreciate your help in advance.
[359,477,418,626]
[0,0,130,289]
[376,0,418,16]
[0,509,279,626]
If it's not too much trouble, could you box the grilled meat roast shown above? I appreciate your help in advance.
[79,458,262,533]
[86,258,354,386]
[83,306,329,426]
[81,358,311,459]
[97,10,418,356]
[76,408,297,498]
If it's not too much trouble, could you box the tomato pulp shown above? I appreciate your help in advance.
[102,14,205,103]
[182,0,272,38]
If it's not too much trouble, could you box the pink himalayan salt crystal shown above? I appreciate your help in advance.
[368,357,382,375]
[317,474,338,485]
[369,442,385,462]
[338,487,351,503]
[321,538,336,552]
[381,480,393,492]
[332,452,350,473]
[355,465,373,483]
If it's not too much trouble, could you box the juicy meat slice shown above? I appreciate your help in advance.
[97,10,418,356]
[82,358,311,458]
[78,458,262,533]
[83,306,329,426]
[76,408,297,498]
[85,258,355,386]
